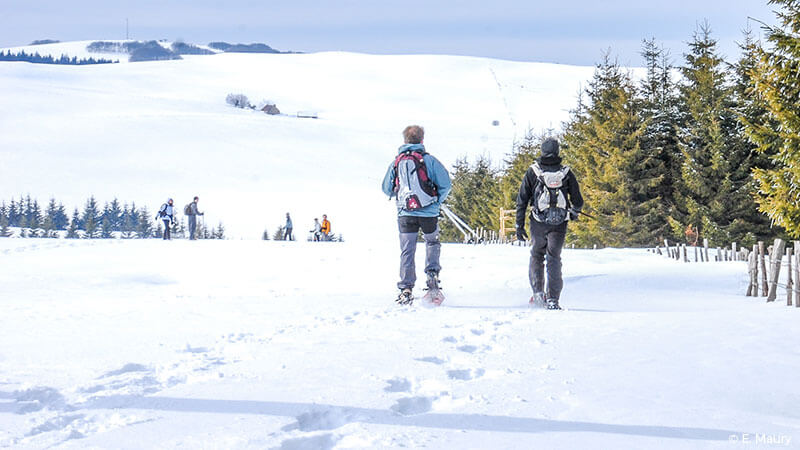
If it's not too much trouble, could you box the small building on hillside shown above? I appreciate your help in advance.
[261,103,280,115]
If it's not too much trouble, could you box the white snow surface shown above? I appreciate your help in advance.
[0,240,798,448]
[0,47,596,240]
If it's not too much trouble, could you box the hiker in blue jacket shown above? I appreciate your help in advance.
[382,125,452,304]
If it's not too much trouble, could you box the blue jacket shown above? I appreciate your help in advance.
[381,144,452,217]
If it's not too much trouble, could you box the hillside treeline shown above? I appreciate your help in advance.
[0,196,225,239]
[444,1,800,248]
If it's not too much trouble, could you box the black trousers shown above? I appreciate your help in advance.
[163,219,171,240]
[529,220,566,299]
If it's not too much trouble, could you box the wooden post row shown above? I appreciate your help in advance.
[767,239,786,302]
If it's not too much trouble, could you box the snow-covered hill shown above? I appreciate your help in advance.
[0,240,797,448]
[0,43,596,239]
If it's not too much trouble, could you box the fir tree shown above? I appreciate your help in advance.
[273,226,284,241]
[213,223,225,239]
[263,228,271,240]
[638,39,682,241]
[66,208,80,238]
[137,206,153,238]
[440,155,501,242]
[675,23,740,245]
[0,213,10,237]
[745,1,800,236]
[563,53,650,247]
[82,196,100,238]
[54,202,68,230]
[107,198,123,231]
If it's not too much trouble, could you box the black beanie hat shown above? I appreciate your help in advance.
[541,138,560,157]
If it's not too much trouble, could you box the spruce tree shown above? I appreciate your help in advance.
[563,53,651,247]
[107,198,123,231]
[676,23,741,245]
[82,196,100,238]
[66,208,80,238]
[440,155,501,242]
[638,39,682,241]
[55,202,69,230]
[0,214,10,238]
[137,206,153,238]
[746,1,800,237]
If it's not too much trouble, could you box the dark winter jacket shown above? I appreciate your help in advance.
[187,201,203,216]
[516,155,583,229]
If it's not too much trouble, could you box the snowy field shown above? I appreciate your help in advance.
[1,239,798,448]
[0,43,598,240]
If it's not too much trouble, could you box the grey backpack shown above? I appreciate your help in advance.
[531,162,571,225]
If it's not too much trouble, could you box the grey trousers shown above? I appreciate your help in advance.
[188,215,197,239]
[397,216,441,289]
[529,220,566,299]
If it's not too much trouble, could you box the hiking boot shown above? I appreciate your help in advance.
[425,271,440,290]
[546,298,562,310]
[396,288,414,305]
[530,292,546,308]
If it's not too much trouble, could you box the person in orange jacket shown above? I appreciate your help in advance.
[321,214,331,241]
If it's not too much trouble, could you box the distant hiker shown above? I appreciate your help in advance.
[381,125,451,305]
[284,213,293,241]
[184,196,204,240]
[157,198,176,240]
[321,214,331,241]
[310,218,322,241]
[516,138,583,310]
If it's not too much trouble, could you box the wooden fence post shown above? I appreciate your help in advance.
[732,242,738,261]
[767,239,786,302]
[703,239,709,262]
[795,241,800,307]
[787,247,794,306]
[716,247,722,262]
[746,249,756,296]
[694,246,698,262]
[759,241,768,296]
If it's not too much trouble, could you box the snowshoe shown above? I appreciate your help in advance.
[422,271,445,306]
[529,292,546,308]
[546,298,562,310]
[396,288,414,305]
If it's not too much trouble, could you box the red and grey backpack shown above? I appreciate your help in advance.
[392,150,439,211]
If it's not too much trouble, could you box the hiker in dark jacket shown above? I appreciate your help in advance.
[516,138,583,310]
[158,198,176,240]
[284,213,293,241]
[186,196,204,240]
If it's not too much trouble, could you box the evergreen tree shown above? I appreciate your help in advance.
[440,155,501,242]
[100,215,114,238]
[638,39,682,241]
[745,1,800,237]
[213,223,225,239]
[0,213,10,237]
[54,202,68,230]
[263,228,271,240]
[273,226,284,240]
[43,199,58,237]
[66,208,80,238]
[106,198,123,231]
[675,23,741,245]
[137,206,153,238]
[499,131,549,210]
[563,53,651,247]
[8,199,20,227]
[82,196,100,238]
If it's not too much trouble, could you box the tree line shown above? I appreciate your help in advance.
[0,196,225,239]
[444,1,800,249]
[0,50,117,65]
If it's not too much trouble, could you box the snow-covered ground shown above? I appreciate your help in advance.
[1,239,798,448]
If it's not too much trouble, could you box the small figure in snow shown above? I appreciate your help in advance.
[185,196,204,240]
[284,213,293,241]
[381,125,451,305]
[310,218,322,242]
[516,138,583,310]
[321,214,331,241]
[157,198,176,240]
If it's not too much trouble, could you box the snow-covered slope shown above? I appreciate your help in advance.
[0,240,797,448]
[0,46,595,239]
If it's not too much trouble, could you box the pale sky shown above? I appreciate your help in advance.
[0,0,778,66]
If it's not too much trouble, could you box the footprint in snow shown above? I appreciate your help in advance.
[384,377,412,393]
[390,396,434,415]
[414,356,446,365]
[447,368,485,381]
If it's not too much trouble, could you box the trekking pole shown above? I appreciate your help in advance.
[575,209,596,220]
